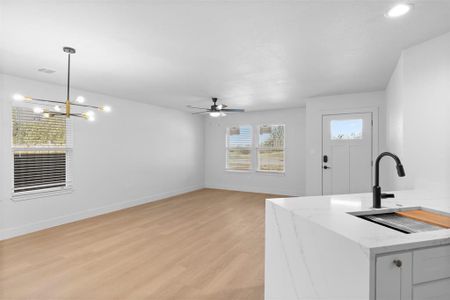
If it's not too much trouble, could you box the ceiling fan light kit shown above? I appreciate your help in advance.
[13,47,111,121]
[187,97,245,117]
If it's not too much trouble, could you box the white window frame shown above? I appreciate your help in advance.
[225,125,253,172]
[11,106,73,201]
[256,124,286,174]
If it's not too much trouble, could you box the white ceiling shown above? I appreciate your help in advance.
[1,0,450,111]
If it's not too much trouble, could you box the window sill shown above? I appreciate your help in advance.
[256,170,286,175]
[11,186,73,201]
[223,169,286,175]
[225,169,253,173]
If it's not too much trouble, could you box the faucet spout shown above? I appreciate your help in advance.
[396,164,406,177]
[373,152,406,208]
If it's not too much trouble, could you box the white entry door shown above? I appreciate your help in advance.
[322,113,373,195]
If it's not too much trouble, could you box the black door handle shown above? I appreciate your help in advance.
[323,166,331,169]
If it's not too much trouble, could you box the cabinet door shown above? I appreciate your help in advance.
[413,278,450,300]
[376,252,412,300]
[413,244,450,284]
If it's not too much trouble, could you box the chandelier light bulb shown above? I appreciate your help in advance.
[13,94,31,101]
[102,105,112,112]
[75,96,85,103]
[33,107,44,114]
[13,94,25,101]
[220,112,227,117]
[83,111,95,121]
[54,105,62,112]
[43,112,51,118]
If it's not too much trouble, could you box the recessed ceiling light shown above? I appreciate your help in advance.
[37,68,56,74]
[386,3,413,18]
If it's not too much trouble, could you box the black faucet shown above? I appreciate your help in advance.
[373,152,406,208]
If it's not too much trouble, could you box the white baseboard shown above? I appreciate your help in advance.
[0,185,203,241]
[205,183,301,197]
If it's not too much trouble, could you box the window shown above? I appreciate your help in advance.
[12,106,72,196]
[257,124,285,173]
[226,125,252,171]
[330,119,363,140]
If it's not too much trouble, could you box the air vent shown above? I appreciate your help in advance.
[37,68,56,74]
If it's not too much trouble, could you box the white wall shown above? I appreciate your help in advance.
[204,108,306,196]
[385,32,450,196]
[0,74,204,239]
[305,91,386,196]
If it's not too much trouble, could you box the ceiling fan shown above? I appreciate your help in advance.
[187,97,245,117]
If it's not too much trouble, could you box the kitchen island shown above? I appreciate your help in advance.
[265,190,450,300]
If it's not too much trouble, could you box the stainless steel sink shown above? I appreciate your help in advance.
[348,207,449,234]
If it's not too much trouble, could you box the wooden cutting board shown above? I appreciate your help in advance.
[396,210,450,229]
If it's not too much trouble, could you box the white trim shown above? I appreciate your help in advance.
[0,184,203,241]
[11,186,73,201]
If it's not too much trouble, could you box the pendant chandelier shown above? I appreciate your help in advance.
[13,47,111,121]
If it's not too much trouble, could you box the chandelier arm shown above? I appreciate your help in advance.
[70,103,103,110]
[30,97,66,105]
[31,98,103,110]
[70,113,84,117]
[44,111,83,117]
[48,111,66,115]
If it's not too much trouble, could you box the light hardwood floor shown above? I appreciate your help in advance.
[0,189,280,300]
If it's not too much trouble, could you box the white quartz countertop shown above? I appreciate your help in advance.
[268,190,450,254]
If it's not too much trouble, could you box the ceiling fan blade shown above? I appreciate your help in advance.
[221,108,245,112]
[191,110,211,115]
[187,105,209,110]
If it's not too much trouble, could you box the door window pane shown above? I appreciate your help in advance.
[330,119,363,140]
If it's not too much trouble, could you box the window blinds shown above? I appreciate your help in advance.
[12,107,72,194]
[226,125,252,170]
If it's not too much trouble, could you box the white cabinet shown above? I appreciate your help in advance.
[375,245,450,300]
[376,252,412,300]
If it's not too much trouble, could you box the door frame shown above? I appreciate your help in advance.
[320,107,379,195]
